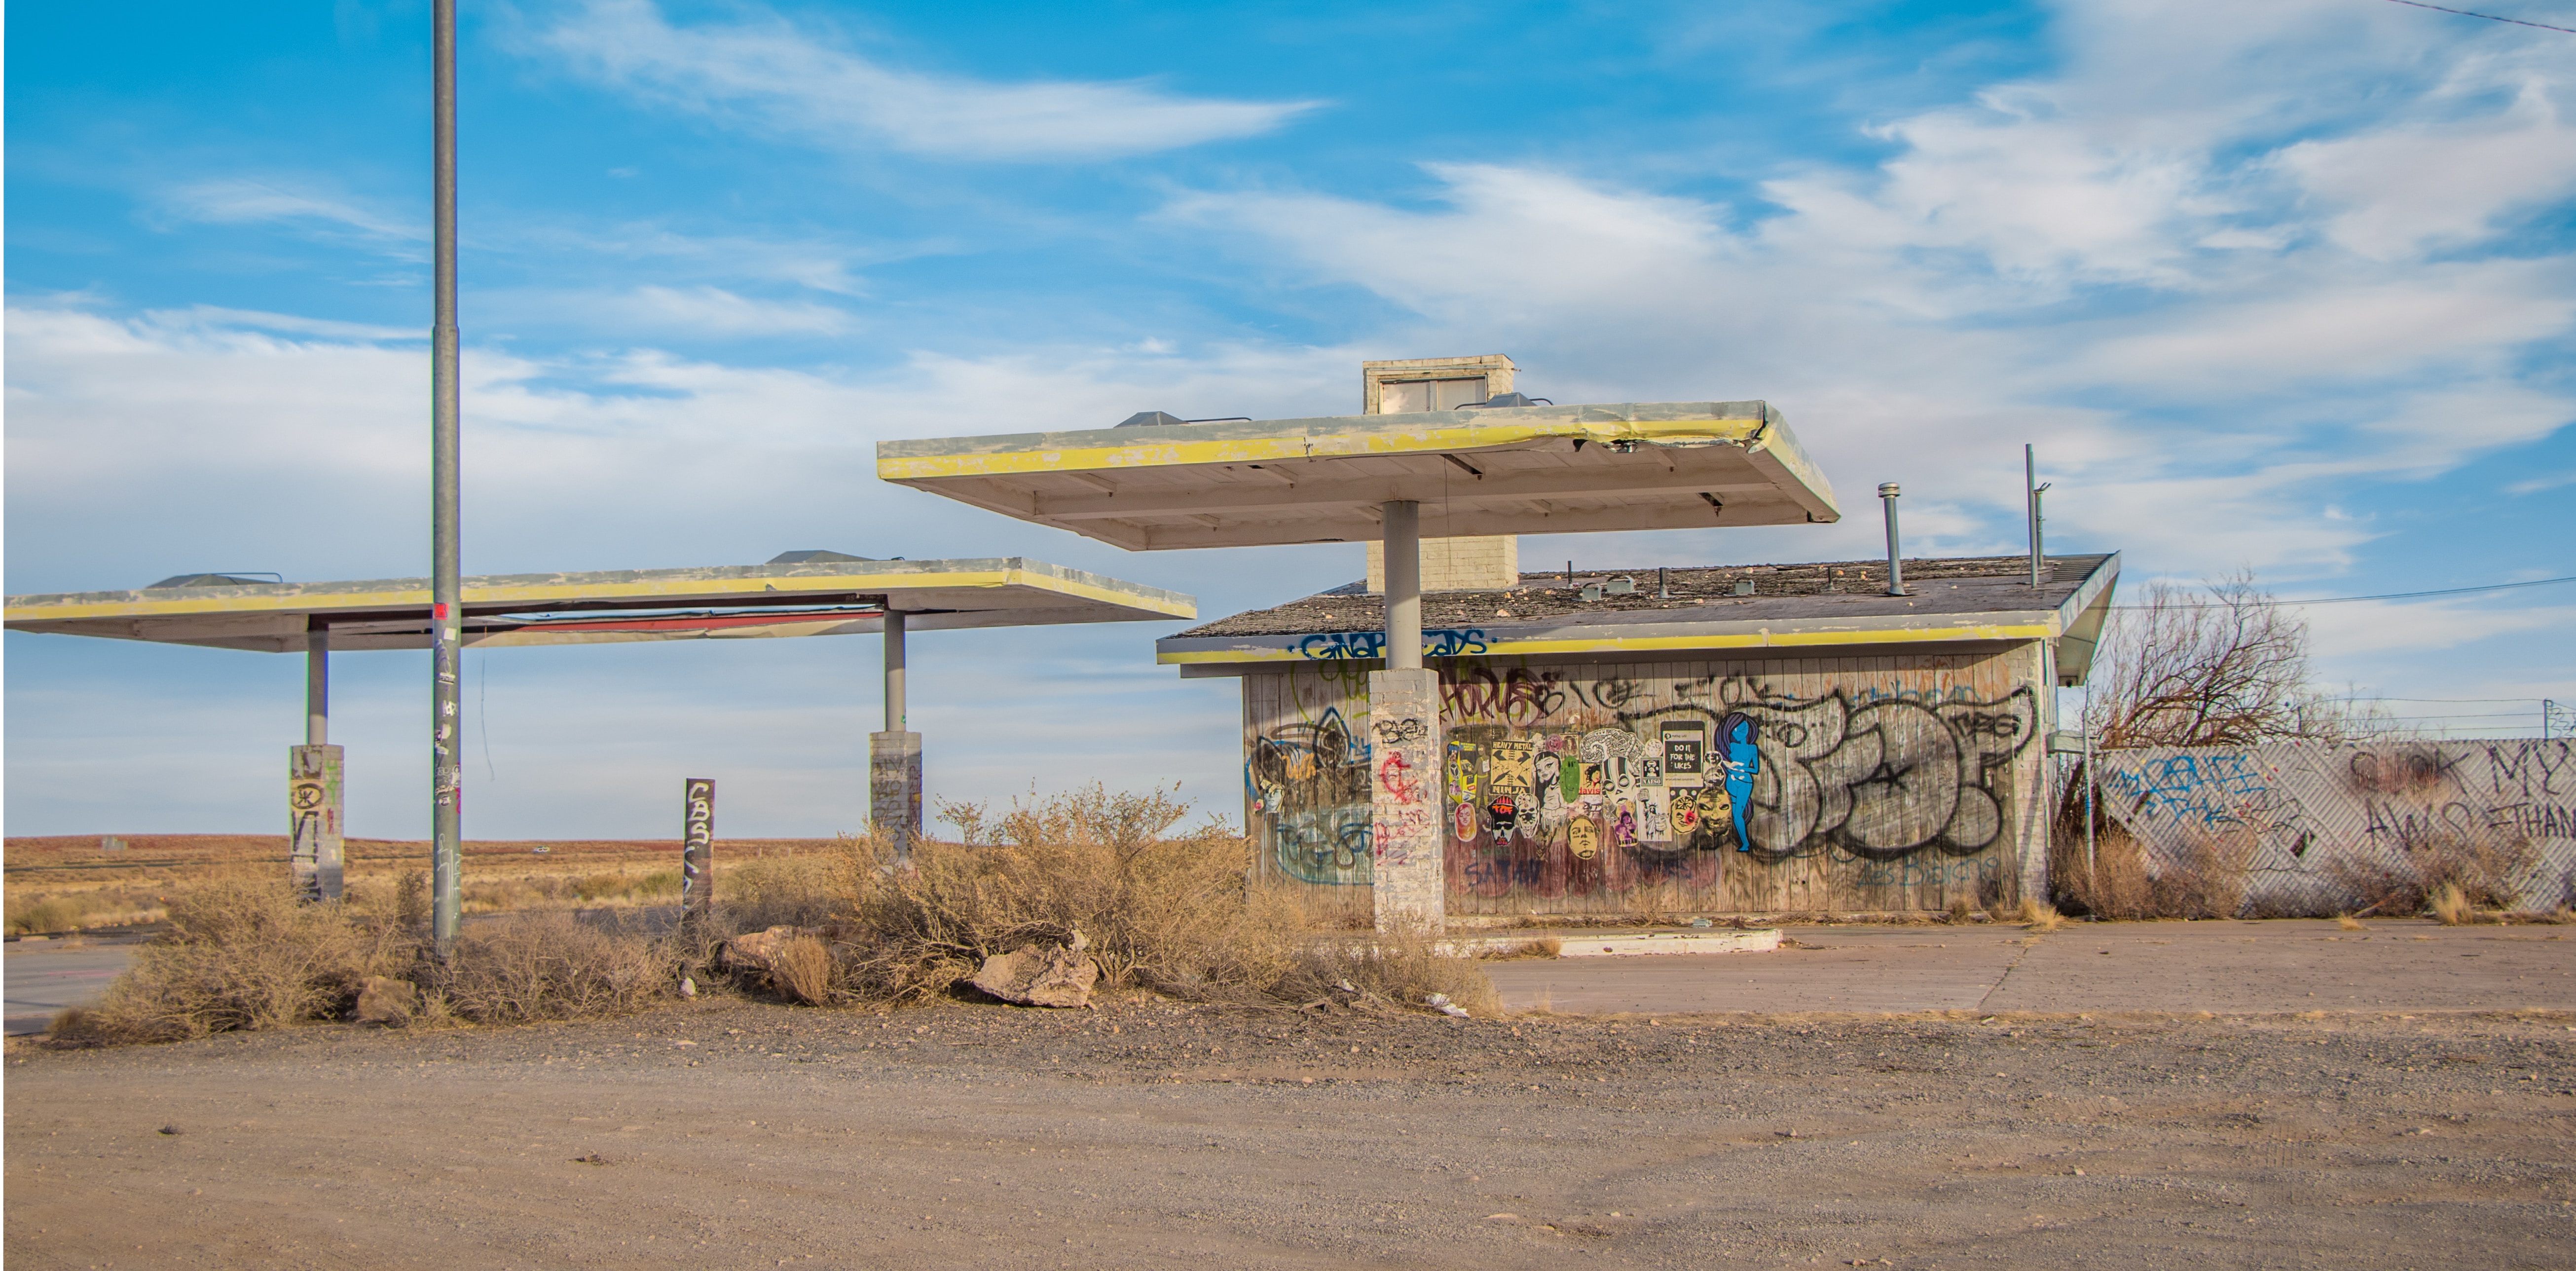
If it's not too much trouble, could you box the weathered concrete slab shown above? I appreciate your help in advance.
[1485,919,2576,1015]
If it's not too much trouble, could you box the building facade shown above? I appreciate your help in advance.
[1161,554,2119,927]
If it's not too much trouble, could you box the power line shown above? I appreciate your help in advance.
[2108,574,2576,610]
[2378,0,2576,33]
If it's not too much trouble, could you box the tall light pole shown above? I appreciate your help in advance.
[429,0,464,955]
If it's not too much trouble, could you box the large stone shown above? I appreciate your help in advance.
[968,932,1098,1008]
[354,975,419,1024]
[720,925,808,974]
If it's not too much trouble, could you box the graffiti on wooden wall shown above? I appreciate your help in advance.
[1441,671,2036,901]
[1246,706,1373,886]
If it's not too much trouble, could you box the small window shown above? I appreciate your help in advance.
[1381,377,1486,412]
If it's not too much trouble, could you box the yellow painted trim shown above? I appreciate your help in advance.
[879,417,1766,481]
[7,568,1194,624]
[1156,621,2060,664]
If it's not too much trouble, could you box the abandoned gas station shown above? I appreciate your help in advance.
[10,349,2117,932]
[882,355,2119,929]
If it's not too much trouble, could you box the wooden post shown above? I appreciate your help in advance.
[681,778,715,933]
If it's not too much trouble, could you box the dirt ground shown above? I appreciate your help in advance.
[8,998,2573,1270]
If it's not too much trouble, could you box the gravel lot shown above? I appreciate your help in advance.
[8,996,2575,1270]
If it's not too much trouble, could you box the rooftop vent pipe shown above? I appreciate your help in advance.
[1878,483,1908,597]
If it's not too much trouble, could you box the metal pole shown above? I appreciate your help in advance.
[306,625,330,747]
[883,609,907,732]
[2084,704,2098,901]
[1383,500,1421,670]
[1877,484,1907,597]
[2025,445,2042,587]
[429,0,464,956]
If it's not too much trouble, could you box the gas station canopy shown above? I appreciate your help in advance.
[876,401,1842,550]
[1,555,1196,653]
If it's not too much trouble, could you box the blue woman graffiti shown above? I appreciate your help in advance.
[1720,710,1760,852]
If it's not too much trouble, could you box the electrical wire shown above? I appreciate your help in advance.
[2107,574,2576,609]
[2378,0,2576,33]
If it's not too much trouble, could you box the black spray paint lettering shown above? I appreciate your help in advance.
[1625,681,2036,862]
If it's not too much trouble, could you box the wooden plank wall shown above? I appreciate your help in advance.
[1242,664,1375,928]
[1242,646,2051,919]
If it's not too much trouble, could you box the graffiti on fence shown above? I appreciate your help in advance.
[2095,740,2576,912]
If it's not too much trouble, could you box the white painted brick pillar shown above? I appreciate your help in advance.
[1368,667,1445,933]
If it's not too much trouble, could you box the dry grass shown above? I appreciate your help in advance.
[429,912,677,1024]
[51,869,680,1045]
[709,785,1500,1017]
[2429,883,2476,927]
[50,871,415,1044]
[821,786,1309,1004]
[2052,822,2255,920]
[1283,926,1504,1016]
[2329,834,2535,919]
[2336,914,2368,931]
[2013,897,2068,933]
[770,935,834,1006]
[49,788,1500,1043]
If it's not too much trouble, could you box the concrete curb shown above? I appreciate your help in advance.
[1450,929,1783,958]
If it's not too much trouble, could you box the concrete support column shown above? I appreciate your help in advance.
[291,624,344,901]
[290,744,345,903]
[306,626,330,746]
[1367,667,1444,933]
[1382,500,1421,670]
[872,608,921,860]
[883,609,907,732]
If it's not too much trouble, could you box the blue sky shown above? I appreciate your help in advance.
[8,0,2573,839]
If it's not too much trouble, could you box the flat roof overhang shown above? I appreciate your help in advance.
[876,401,1841,549]
[2,558,1196,653]
[1157,554,2121,683]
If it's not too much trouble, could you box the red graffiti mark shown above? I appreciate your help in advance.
[1378,752,1422,804]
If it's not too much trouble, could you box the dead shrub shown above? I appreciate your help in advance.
[2329,834,2534,918]
[434,911,676,1024]
[2013,897,2068,932]
[2052,822,2252,920]
[1282,925,1503,1016]
[53,871,414,1044]
[2429,883,2475,927]
[753,785,1502,1015]
[830,785,1308,1003]
[770,935,835,1005]
[717,851,850,932]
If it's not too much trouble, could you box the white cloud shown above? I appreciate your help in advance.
[2277,78,2576,261]
[1158,2,2576,583]
[492,285,859,337]
[157,178,421,246]
[523,0,1322,161]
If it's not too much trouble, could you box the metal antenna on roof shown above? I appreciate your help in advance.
[428,0,464,956]
[2025,445,2051,588]
[1878,484,1908,597]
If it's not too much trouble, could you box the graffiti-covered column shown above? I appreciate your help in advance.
[288,745,344,902]
[1368,667,1444,932]
[872,607,923,860]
